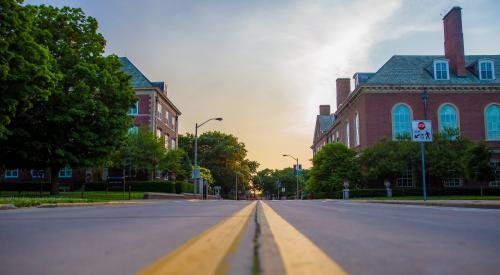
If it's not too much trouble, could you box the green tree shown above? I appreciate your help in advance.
[178,131,259,196]
[307,143,360,195]
[359,139,420,184]
[0,0,58,139]
[124,126,166,180]
[0,5,135,194]
[164,148,191,180]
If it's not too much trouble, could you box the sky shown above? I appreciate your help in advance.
[25,0,500,169]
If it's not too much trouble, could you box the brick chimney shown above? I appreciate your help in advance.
[336,78,351,109]
[319,105,330,116]
[443,6,466,77]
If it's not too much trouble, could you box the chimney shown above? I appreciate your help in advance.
[443,6,466,77]
[319,105,330,116]
[336,78,351,109]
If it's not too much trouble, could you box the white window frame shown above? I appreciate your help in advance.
[438,103,460,134]
[157,104,162,120]
[396,167,414,187]
[128,101,138,115]
[128,126,138,135]
[479,60,495,80]
[392,103,413,140]
[354,112,360,146]
[443,178,463,187]
[335,131,339,142]
[171,138,176,150]
[345,121,350,148]
[490,160,500,187]
[433,60,450,80]
[5,169,19,179]
[485,103,500,141]
[166,111,170,126]
[58,167,72,178]
[30,169,45,179]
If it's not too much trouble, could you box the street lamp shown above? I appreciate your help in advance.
[194,117,223,199]
[420,89,429,201]
[283,154,300,200]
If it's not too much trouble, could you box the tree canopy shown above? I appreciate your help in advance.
[179,131,259,196]
[0,4,136,193]
[0,0,58,139]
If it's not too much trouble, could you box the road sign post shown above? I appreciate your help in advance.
[412,120,432,201]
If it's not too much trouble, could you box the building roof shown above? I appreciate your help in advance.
[119,57,154,88]
[364,55,500,85]
[318,115,335,132]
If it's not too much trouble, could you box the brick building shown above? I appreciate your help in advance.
[312,7,500,188]
[2,57,181,185]
[120,57,181,150]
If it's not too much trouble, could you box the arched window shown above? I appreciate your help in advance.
[486,104,500,140]
[439,104,459,133]
[392,104,412,140]
[354,112,360,146]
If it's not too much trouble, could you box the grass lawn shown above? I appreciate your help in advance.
[352,196,500,201]
[0,191,145,207]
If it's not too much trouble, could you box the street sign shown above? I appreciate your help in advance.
[293,164,303,176]
[191,168,201,179]
[411,120,432,142]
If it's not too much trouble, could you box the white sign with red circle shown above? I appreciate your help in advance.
[411,120,432,142]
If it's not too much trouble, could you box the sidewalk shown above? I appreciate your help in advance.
[359,200,500,209]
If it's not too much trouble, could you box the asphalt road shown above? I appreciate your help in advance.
[0,200,252,275]
[266,200,500,275]
[1,200,499,275]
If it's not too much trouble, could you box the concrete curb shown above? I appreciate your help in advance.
[37,201,144,208]
[0,204,17,210]
[357,200,500,210]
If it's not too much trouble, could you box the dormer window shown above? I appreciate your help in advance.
[434,60,449,80]
[479,60,495,80]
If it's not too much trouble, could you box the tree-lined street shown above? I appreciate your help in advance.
[1,200,499,275]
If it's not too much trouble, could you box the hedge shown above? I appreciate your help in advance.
[0,180,194,194]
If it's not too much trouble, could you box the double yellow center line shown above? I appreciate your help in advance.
[137,201,346,275]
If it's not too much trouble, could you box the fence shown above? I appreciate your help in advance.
[311,187,500,199]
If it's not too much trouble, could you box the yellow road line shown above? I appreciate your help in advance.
[137,201,256,275]
[261,201,347,275]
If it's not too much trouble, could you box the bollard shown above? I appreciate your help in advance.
[384,179,392,198]
[343,180,350,200]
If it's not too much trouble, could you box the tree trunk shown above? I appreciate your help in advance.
[50,166,60,195]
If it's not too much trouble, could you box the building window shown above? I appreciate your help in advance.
[165,134,169,150]
[166,111,170,126]
[30,170,45,179]
[354,112,360,146]
[335,131,339,142]
[479,60,495,80]
[171,138,176,150]
[443,178,463,187]
[156,129,162,138]
[128,101,138,115]
[4,169,19,178]
[157,104,162,120]
[490,161,500,187]
[345,122,350,148]
[486,104,500,140]
[58,167,72,178]
[128,126,138,135]
[434,60,449,80]
[392,104,412,140]
[439,104,459,135]
[172,117,176,130]
[396,167,413,187]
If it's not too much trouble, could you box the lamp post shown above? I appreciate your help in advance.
[283,154,300,200]
[420,89,429,201]
[194,117,223,199]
